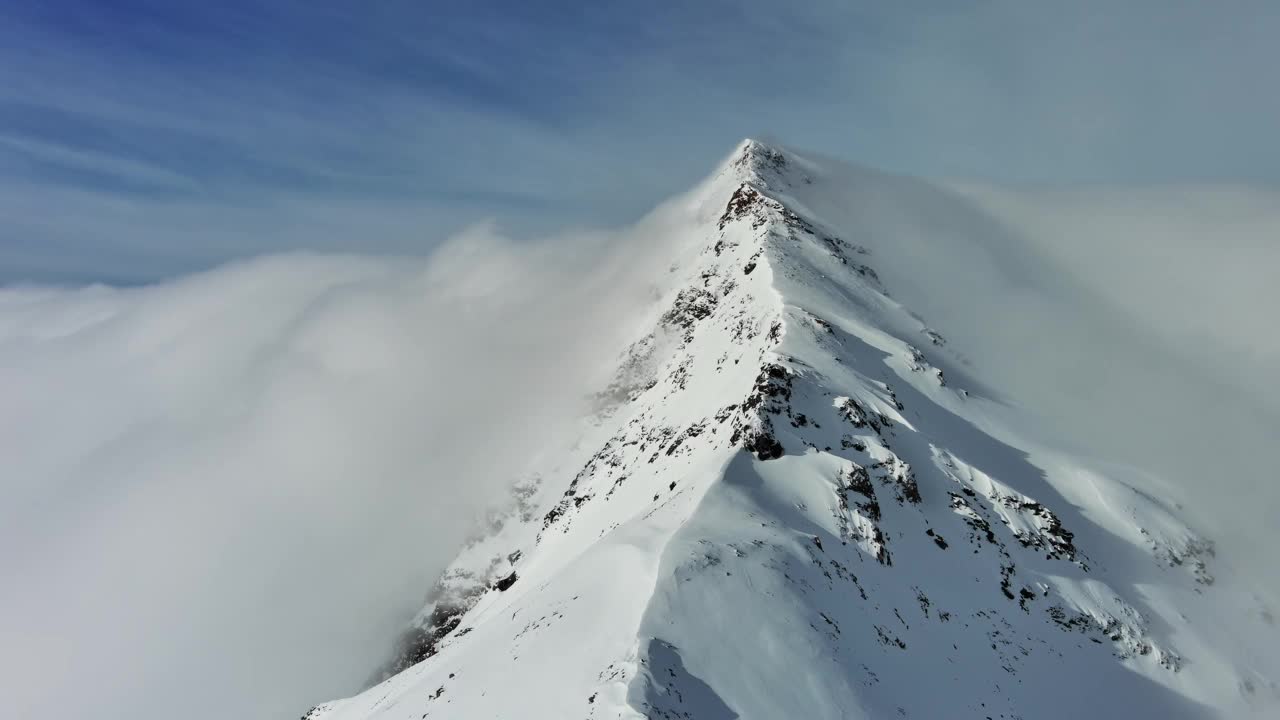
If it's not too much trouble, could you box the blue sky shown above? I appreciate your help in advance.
[3,0,1278,283]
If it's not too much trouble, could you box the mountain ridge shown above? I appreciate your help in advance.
[305,139,1277,719]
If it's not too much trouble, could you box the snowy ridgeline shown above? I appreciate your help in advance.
[306,141,1277,719]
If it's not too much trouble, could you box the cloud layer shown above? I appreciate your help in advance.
[0,209,699,719]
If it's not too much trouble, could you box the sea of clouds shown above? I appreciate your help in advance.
[0,211,699,720]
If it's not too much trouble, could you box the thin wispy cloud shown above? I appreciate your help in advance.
[3,1,1279,282]
[0,208,705,720]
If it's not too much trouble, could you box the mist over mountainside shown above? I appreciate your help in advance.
[0,223,696,720]
[1,140,1276,720]
[306,141,1278,719]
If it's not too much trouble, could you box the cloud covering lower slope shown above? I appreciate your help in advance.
[0,214,695,720]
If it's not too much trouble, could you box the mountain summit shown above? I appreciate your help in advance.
[306,140,1276,719]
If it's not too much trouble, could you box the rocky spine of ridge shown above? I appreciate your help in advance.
[365,140,818,682]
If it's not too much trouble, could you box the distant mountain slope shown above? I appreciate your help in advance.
[306,140,1278,720]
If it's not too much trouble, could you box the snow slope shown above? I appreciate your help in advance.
[306,141,1278,719]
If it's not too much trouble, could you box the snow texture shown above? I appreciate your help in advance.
[307,141,1279,719]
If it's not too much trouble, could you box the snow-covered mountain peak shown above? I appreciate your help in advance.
[305,143,1279,720]
[680,139,811,221]
[724,138,791,180]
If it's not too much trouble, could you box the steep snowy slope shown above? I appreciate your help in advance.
[306,141,1278,719]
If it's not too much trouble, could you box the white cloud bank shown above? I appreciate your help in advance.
[0,211,698,720]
